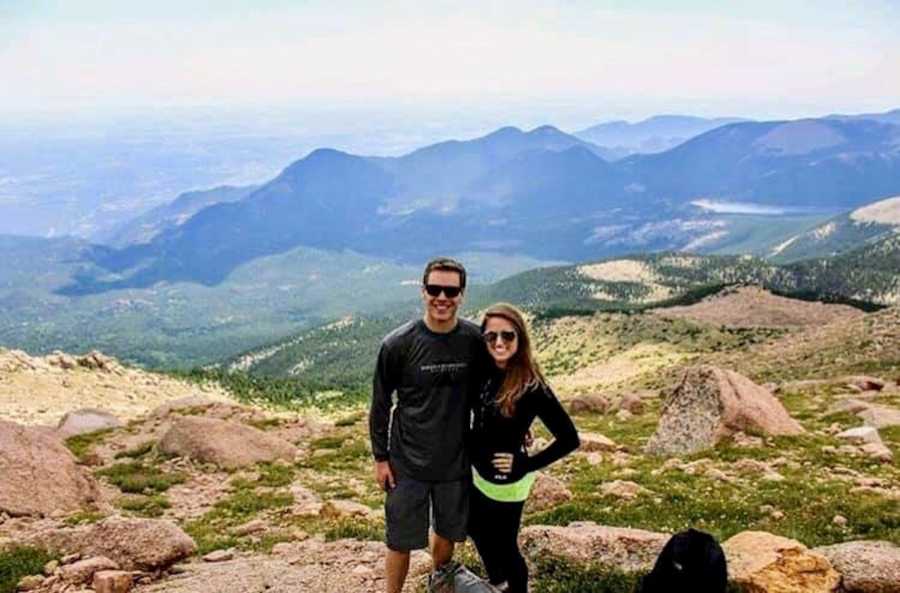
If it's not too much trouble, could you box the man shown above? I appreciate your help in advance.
[369,257,485,593]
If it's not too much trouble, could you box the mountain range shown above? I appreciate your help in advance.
[574,114,748,155]
[61,110,900,295]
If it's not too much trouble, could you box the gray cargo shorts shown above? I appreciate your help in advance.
[385,475,469,551]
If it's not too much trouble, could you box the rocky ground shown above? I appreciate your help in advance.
[3,299,900,592]
[0,349,232,426]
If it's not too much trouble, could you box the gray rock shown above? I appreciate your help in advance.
[645,365,804,457]
[57,408,123,438]
[159,416,296,470]
[836,426,883,445]
[815,540,900,593]
[859,405,900,429]
[27,516,196,571]
[520,522,667,573]
[0,419,104,517]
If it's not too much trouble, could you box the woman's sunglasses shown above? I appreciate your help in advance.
[424,284,462,298]
[483,330,517,344]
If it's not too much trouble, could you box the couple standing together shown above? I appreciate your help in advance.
[369,258,580,593]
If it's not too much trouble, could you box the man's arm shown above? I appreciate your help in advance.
[370,341,397,489]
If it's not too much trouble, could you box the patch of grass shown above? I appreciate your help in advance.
[96,461,186,494]
[113,441,155,460]
[64,429,114,462]
[335,410,366,427]
[255,462,295,488]
[184,482,295,555]
[311,435,345,449]
[324,518,383,542]
[62,510,106,526]
[0,546,54,593]
[531,557,645,593]
[300,438,370,473]
[117,494,171,517]
[530,438,900,548]
[529,556,743,593]
[246,417,284,431]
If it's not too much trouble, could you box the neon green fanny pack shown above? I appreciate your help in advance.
[472,466,536,503]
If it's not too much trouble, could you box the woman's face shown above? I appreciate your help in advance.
[483,316,519,369]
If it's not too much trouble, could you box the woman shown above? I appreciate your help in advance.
[468,303,580,593]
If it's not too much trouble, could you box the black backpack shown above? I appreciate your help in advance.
[635,529,727,593]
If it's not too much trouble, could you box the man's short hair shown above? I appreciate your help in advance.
[423,257,467,289]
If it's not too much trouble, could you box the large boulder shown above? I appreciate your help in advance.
[159,416,297,469]
[520,522,668,573]
[0,419,103,517]
[28,516,196,571]
[724,531,840,593]
[645,366,804,457]
[57,408,124,438]
[815,540,900,593]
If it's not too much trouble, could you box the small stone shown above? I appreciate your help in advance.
[615,409,633,422]
[232,519,267,536]
[832,515,848,527]
[61,553,82,564]
[202,549,234,563]
[59,557,119,584]
[43,560,59,576]
[771,510,785,520]
[579,432,617,452]
[600,480,651,500]
[836,426,883,445]
[351,565,375,578]
[705,468,733,483]
[92,570,133,593]
[861,442,894,462]
[761,472,784,482]
[16,575,44,591]
[584,452,603,466]
[618,393,645,415]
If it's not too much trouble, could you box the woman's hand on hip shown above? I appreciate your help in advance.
[492,452,514,474]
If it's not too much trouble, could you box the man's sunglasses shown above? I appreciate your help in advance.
[483,330,517,344]
[424,284,462,298]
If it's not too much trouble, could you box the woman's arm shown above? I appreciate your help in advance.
[522,384,580,473]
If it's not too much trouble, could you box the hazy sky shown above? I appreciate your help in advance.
[2,0,899,126]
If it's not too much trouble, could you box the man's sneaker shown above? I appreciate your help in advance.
[427,562,502,593]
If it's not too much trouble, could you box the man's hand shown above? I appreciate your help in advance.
[375,460,396,491]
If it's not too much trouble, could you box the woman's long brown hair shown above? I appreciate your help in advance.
[481,303,546,417]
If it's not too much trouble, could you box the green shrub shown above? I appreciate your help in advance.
[0,546,54,593]
[64,429,113,462]
[114,441,155,459]
[96,462,186,494]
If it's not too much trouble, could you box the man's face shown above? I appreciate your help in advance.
[422,269,463,325]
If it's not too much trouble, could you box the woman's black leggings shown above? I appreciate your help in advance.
[467,485,528,593]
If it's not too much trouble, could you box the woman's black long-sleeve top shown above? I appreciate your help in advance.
[470,369,580,484]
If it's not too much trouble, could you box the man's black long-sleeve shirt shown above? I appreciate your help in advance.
[369,318,485,482]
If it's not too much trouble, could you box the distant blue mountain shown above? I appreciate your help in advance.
[99,184,258,246]
[574,114,749,155]
[60,114,900,294]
